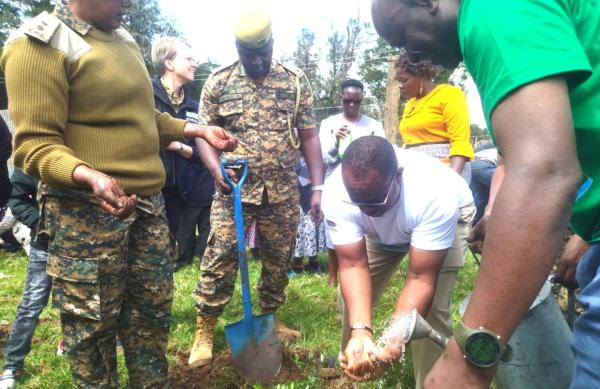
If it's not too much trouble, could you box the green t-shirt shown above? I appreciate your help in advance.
[458,0,600,243]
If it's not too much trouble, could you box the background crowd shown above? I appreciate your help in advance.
[1,0,596,388]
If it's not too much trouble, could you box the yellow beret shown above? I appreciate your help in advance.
[233,9,272,49]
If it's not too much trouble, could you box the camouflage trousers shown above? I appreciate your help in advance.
[42,192,174,389]
[194,191,299,317]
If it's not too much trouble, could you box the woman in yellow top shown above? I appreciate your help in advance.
[395,50,476,389]
[396,50,474,182]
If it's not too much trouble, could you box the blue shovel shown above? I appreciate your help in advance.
[221,159,282,384]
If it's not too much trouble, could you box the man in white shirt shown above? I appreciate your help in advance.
[319,79,386,286]
[319,79,386,177]
[322,136,475,386]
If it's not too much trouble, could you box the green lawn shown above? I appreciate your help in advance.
[0,249,479,388]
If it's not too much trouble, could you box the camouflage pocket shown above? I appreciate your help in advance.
[48,253,101,321]
[218,97,243,131]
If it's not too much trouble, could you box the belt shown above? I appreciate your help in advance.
[404,141,450,148]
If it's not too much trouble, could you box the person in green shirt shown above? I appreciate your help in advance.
[365,0,599,388]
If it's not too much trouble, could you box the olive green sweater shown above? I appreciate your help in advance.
[1,12,186,196]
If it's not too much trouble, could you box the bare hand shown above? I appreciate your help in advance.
[554,234,589,289]
[212,168,237,195]
[334,126,349,147]
[309,191,323,224]
[340,334,377,381]
[328,275,338,288]
[73,166,137,218]
[203,126,237,152]
[467,214,488,254]
[341,334,400,382]
[425,338,495,389]
[165,141,182,152]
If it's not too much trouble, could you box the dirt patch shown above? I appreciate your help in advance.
[168,346,353,388]
[0,322,11,350]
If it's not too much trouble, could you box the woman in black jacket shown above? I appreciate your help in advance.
[151,37,215,270]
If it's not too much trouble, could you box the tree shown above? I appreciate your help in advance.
[189,60,219,100]
[123,0,180,69]
[0,1,21,49]
[292,28,322,94]
[318,17,365,122]
[21,0,53,17]
[359,36,398,120]
[0,0,53,48]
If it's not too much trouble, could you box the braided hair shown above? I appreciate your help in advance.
[395,49,437,79]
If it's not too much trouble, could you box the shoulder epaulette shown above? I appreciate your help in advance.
[8,11,90,65]
[114,28,136,44]
[21,12,61,44]
[279,61,302,77]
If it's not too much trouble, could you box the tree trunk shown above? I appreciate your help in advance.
[384,57,401,144]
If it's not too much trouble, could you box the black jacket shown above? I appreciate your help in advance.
[152,77,215,206]
[7,168,48,250]
[0,116,12,207]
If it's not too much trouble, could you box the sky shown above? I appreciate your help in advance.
[157,0,486,127]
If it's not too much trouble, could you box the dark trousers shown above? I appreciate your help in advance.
[469,159,496,225]
[176,203,212,264]
[162,187,184,239]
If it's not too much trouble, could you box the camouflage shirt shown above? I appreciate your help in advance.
[199,60,315,205]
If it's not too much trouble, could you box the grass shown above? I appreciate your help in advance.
[0,249,479,388]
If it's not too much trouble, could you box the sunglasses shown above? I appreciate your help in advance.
[342,98,362,105]
[344,171,399,208]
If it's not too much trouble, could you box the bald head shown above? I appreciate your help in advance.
[370,0,462,69]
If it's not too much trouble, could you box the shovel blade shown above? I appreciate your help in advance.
[225,312,282,384]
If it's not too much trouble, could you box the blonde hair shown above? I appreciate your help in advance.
[151,37,191,75]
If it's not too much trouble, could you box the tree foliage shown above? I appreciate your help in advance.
[359,36,397,119]
[0,0,53,49]
[292,28,322,94]
[123,0,180,69]
[188,60,219,101]
[314,18,365,121]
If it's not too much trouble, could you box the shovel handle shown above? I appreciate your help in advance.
[220,159,253,325]
[220,159,249,191]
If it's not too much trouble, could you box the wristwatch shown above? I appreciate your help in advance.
[454,320,513,368]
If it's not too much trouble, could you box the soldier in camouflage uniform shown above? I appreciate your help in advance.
[190,10,324,367]
[1,0,235,387]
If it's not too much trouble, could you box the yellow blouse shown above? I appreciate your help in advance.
[399,84,474,160]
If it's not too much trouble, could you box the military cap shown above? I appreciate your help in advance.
[233,9,272,49]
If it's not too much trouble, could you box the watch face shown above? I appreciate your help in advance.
[465,332,501,367]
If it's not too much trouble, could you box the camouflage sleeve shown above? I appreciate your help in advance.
[198,74,222,126]
[295,70,316,130]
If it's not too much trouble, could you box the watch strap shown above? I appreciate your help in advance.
[350,323,373,334]
[454,320,513,366]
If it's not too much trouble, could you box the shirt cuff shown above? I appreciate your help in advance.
[449,140,475,160]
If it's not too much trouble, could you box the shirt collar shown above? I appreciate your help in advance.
[237,59,280,79]
[160,77,185,110]
[54,1,92,36]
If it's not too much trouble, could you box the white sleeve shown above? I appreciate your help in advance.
[319,118,333,159]
[410,196,459,251]
[325,213,365,246]
[321,177,365,246]
[373,121,386,138]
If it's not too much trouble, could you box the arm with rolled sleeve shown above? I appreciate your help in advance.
[442,86,474,175]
